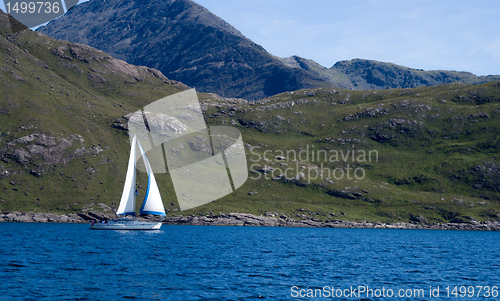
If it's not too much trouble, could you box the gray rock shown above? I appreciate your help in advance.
[1,211,498,231]
[161,213,500,231]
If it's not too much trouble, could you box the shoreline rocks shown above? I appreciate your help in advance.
[0,211,87,223]
[162,213,500,231]
[1,211,499,231]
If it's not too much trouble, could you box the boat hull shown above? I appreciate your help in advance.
[90,219,162,230]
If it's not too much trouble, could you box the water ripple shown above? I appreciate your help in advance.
[0,224,498,300]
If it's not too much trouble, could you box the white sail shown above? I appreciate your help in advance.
[116,136,137,216]
[137,140,166,216]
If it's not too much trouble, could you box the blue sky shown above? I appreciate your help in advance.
[2,0,498,75]
[193,0,500,76]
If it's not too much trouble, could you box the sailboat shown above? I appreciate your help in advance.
[90,135,166,230]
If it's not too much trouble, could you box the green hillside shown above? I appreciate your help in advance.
[197,82,500,224]
[0,12,188,214]
[1,11,499,224]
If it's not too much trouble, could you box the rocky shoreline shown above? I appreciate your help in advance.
[0,212,88,223]
[162,213,500,231]
[1,211,499,231]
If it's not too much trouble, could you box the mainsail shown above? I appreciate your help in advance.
[115,136,166,216]
[116,136,137,216]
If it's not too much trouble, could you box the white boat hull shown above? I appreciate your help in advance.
[90,219,162,230]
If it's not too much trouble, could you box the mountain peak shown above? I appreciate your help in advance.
[39,0,322,99]
[38,0,500,99]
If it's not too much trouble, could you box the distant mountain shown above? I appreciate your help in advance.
[37,0,500,100]
[37,0,327,100]
[281,56,500,90]
[330,58,500,90]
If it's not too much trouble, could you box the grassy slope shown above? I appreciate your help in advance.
[0,19,188,214]
[195,83,500,224]
[1,15,499,224]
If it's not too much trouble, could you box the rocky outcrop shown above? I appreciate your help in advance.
[3,134,85,164]
[450,161,500,193]
[0,133,103,177]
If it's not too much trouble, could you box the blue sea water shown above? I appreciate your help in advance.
[0,223,498,300]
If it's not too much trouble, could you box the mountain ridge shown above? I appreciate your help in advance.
[37,0,328,100]
[37,0,500,100]
[281,55,500,90]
